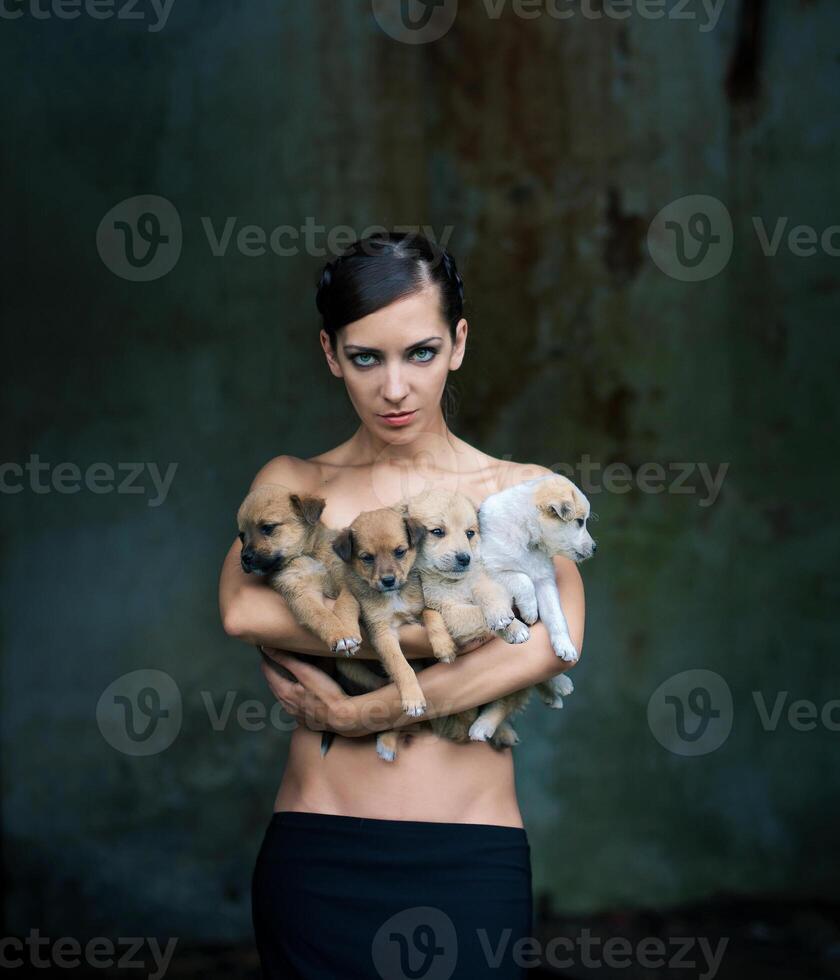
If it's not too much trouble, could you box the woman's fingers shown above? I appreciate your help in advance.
[256,646,351,733]
[259,656,302,715]
[260,644,292,662]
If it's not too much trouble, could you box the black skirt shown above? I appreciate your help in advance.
[251,810,534,979]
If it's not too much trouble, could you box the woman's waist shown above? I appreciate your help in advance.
[276,726,523,827]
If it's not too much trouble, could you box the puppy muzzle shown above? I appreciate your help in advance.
[241,553,284,575]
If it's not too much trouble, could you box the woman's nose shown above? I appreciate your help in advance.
[382,365,409,401]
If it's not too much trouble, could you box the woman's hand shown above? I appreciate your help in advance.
[259,646,359,736]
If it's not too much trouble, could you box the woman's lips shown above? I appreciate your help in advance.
[379,410,417,427]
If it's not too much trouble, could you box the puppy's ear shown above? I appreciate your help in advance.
[403,516,426,549]
[552,500,574,521]
[290,493,326,526]
[332,528,354,563]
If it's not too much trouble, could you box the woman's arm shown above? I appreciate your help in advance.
[344,556,585,734]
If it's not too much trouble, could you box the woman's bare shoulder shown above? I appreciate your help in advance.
[248,454,322,494]
[478,455,555,495]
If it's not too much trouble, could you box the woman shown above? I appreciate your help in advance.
[218,232,585,979]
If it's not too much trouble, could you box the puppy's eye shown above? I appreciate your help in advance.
[465,530,475,540]
[576,518,585,528]
[238,532,245,543]
[394,547,407,558]
[430,528,444,537]
[260,523,279,535]
[359,554,374,564]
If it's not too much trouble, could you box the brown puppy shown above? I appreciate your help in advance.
[332,505,457,762]
[237,485,362,658]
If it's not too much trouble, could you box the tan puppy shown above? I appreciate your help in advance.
[237,484,362,657]
[331,505,458,762]
[404,487,531,645]
[401,487,532,749]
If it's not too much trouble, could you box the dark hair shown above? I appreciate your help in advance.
[315,232,464,421]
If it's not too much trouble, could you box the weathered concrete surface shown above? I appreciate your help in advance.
[1,0,838,942]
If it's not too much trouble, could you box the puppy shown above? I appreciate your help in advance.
[237,484,362,659]
[404,487,531,646]
[331,505,458,762]
[479,473,595,661]
[463,473,596,743]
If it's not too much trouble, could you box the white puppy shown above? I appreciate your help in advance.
[478,473,596,664]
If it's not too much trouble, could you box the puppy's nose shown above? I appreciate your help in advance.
[591,541,597,553]
[380,574,396,589]
[241,549,255,570]
[455,552,471,567]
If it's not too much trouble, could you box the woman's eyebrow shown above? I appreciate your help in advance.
[343,335,444,354]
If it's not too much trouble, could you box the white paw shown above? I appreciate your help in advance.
[550,632,579,662]
[501,621,530,644]
[517,601,539,625]
[333,636,361,655]
[541,692,565,709]
[468,717,497,742]
[554,673,574,696]
[486,611,514,631]
[376,739,396,762]
[402,698,427,718]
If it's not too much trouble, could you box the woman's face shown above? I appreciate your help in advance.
[320,284,467,441]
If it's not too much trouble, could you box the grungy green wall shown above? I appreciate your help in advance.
[2,0,838,941]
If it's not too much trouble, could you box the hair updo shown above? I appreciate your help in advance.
[315,232,465,350]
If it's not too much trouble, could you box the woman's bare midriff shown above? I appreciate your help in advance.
[273,725,525,828]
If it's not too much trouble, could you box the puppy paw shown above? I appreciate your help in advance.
[331,636,361,656]
[501,619,530,644]
[541,690,565,709]
[554,673,574,697]
[432,637,458,663]
[468,717,498,742]
[550,632,579,663]
[492,722,520,748]
[486,610,514,631]
[402,698,427,718]
[516,601,539,625]
[376,738,397,762]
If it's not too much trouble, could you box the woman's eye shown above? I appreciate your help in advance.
[410,347,436,362]
[352,353,377,367]
[576,518,585,528]
[394,547,406,558]
[431,528,444,537]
